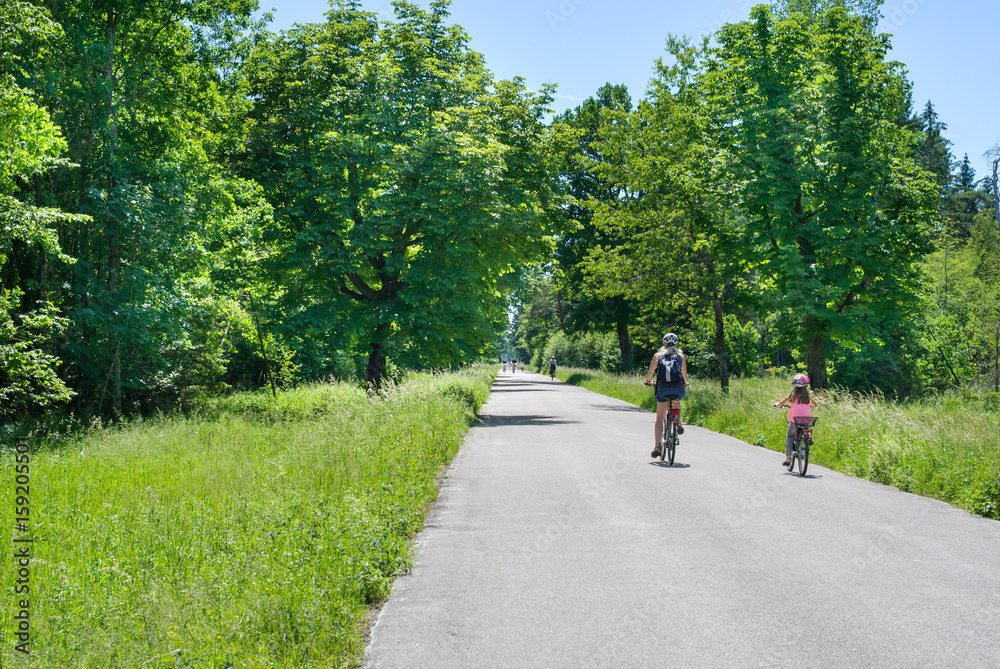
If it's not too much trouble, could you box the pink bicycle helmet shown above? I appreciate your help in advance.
[792,373,810,387]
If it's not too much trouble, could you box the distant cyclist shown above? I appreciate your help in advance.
[502,359,507,373]
[644,332,688,458]
[511,357,517,374]
[548,356,557,379]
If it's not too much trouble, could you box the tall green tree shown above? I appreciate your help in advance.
[581,38,764,391]
[550,84,639,368]
[916,100,953,190]
[705,5,936,388]
[772,0,882,20]
[941,153,988,241]
[26,0,266,415]
[244,0,559,387]
[0,1,79,420]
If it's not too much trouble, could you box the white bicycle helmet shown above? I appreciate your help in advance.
[662,332,679,346]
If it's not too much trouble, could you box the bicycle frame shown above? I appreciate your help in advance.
[792,417,817,444]
[789,417,817,475]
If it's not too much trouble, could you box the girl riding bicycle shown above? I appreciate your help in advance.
[774,374,817,467]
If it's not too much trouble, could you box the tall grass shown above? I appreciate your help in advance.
[556,367,1000,519]
[0,367,494,668]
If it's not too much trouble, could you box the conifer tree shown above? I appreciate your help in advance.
[917,101,954,190]
[944,154,987,240]
[957,154,977,191]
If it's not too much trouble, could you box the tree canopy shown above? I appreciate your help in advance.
[2,0,997,426]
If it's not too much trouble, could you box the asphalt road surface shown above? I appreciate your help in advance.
[364,371,1000,668]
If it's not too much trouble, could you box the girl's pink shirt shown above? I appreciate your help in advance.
[788,400,811,421]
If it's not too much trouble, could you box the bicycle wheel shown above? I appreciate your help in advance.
[787,439,798,473]
[666,422,676,465]
[660,426,668,463]
[798,442,809,476]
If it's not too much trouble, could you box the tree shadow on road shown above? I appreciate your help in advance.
[490,387,554,393]
[478,415,582,427]
[591,403,648,414]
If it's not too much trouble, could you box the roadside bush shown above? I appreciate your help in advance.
[542,330,626,372]
[682,313,762,379]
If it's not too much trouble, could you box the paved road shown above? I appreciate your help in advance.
[364,371,1000,668]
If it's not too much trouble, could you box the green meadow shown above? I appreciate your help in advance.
[557,368,1000,519]
[0,367,494,668]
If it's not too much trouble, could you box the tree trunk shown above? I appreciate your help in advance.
[806,335,829,389]
[713,294,730,393]
[251,310,277,398]
[110,347,122,418]
[994,321,999,394]
[616,316,633,369]
[367,342,387,390]
[556,290,565,330]
[34,175,47,307]
[107,220,122,416]
[105,10,122,417]
[991,156,1000,229]
[366,324,391,389]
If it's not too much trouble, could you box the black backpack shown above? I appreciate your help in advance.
[656,352,684,386]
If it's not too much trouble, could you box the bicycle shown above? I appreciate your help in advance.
[647,382,681,465]
[660,402,680,465]
[784,416,816,476]
[549,364,556,380]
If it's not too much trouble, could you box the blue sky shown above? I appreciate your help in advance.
[265,0,999,180]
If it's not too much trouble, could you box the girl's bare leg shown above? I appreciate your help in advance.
[653,401,668,454]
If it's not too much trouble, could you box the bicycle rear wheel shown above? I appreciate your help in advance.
[666,422,676,465]
[798,442,809,476]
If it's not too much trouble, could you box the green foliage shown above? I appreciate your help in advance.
[0,289,74,419]
[540,330,624,373]
[683,314,762,379]
[13,0,270,417]
[0,366,495,667]
[548,84,638,366]
[706,5,937,386]
[244,2,561,383]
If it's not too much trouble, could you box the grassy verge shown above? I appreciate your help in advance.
[555,367,1000,519]
[0,366,494,668]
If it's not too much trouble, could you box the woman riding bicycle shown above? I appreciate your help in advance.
[548,356,557,379]
[644,333,688,458]
[774,374,817,467]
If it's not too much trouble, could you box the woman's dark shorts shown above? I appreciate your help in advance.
[656,385,686,403]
